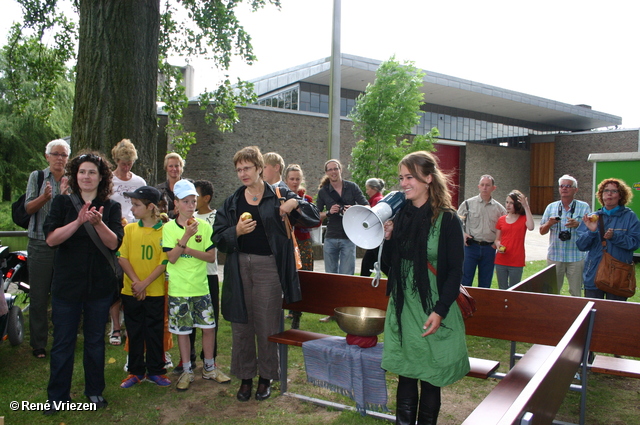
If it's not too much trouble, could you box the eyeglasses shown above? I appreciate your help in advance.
[48,152,69,158]
[559,184,574,189]
[603,189,619,194]
[326,167,340,172]
[236,165,255,174]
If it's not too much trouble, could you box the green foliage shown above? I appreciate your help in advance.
[157,0,279,158]
[348,57,438,191]
[0,28,74,201]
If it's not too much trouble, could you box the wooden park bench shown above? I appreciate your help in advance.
[268,270,499,420]
[508,265,640,380]
[462,302,595,425]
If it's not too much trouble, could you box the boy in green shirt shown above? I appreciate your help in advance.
[163,179,223,391]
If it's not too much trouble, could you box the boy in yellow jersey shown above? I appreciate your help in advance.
[118,186,170,388]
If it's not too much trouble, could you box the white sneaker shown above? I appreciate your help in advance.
[164,351,173,368]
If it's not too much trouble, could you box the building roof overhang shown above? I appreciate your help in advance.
[249,54,621,132]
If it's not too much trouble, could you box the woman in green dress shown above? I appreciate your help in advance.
[381,151,470,425]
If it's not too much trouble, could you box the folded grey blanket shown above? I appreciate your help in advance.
[302,336,388,414]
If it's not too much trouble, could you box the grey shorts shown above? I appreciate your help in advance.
[168,294,216,335]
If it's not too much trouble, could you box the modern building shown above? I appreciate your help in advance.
[181,54,637,213]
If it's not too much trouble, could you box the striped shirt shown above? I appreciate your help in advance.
[541,200,591,262]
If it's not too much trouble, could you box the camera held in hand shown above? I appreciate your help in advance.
[559,230,571,241]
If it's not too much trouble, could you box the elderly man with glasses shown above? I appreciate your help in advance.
[24,139,71,359]
[539,174,591,296]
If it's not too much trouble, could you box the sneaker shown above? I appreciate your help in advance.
[202,366,231,384]
[176,370,194,391]
[120,374,145,388]
[123,355,129,372]
[146,374,171,387]
[164,351,173,368]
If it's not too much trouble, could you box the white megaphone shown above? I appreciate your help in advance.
[342,191,406,250]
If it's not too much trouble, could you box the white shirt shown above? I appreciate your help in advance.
[111,172,147,223]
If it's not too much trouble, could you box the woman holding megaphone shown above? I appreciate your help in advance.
[381,151,469,425]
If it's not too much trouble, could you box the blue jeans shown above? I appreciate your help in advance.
[584,288,627,301]
[462,244,496,288]
[323,238,357,275]
[48,295,112,403]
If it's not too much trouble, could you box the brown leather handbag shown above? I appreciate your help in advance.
[594,216,636,298]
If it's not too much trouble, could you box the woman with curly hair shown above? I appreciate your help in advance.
[576,178,640,300]
[43,151,124,413]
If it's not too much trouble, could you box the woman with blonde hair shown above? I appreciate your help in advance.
[381,151,469,425]
[109,139,147,346]
[156,152,184,218]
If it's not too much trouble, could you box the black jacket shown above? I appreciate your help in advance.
[382,209,464,319]
[213,182,320,323]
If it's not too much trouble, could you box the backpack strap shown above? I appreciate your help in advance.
[32,170,45,230]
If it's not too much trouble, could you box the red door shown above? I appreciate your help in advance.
[432,143,460,207]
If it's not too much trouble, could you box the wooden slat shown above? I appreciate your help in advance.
[467,357,501,379]
[268,329,332,347]
[591,356,640,378]
[462,344,556,424]
[508,264,558,294]
[282,270,389,316]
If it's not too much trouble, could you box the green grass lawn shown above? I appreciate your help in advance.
[1,261,639,424]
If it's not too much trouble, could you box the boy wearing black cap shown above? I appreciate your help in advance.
[118,186,172,388]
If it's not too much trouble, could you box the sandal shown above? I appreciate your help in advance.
[32,348,46,359]
[110,330,122,346]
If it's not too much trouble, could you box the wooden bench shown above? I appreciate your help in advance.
[268,271,499,420]
[505,266,640,380]
[270,269,638,422]
[462,302,595,425]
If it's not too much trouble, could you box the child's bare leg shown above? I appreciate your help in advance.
[178,334,192,369]
[201,327,215,360]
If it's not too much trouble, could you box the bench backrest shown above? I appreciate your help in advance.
[508,264,557,294]
[283,271,388,316]
[464,302,595,425]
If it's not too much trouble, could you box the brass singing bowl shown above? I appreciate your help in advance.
[334,306,386,337]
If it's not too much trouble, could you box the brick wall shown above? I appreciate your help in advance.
[179,104,358,210]
[553,129,639,206]
[458,143,531,208]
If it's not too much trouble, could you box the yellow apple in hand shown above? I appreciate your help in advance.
[240,212,252,221]
[498,245,506,253]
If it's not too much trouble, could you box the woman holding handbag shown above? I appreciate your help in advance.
[576,178,640,300]
[213,146,319,402]
[381,151,469,425]
[43,151,123,413]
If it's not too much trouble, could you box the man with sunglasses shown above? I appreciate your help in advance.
[539,174,591,296]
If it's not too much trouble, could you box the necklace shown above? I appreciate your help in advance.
[246,187,262,202]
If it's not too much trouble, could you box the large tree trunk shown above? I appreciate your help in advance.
[72,0,160,184]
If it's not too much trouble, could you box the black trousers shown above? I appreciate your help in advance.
[122,294,166,376]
